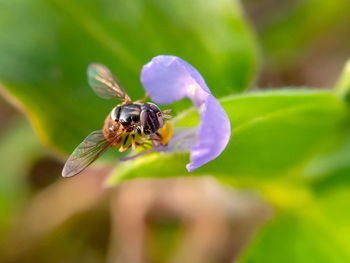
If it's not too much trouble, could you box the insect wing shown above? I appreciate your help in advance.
[62,130,113,178]
[87,63,131,102]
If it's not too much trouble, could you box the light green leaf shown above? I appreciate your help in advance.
[239,188,350,263]
[302,126,350,192]
[0,0,257,155]
[336,59,350,102]
[106,89,348,186]
[301,59,350,191]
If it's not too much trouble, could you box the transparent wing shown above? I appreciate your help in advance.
[87,63,131,102]
[62,130,115,178]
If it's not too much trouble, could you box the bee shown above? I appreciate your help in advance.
[62,63,172,178]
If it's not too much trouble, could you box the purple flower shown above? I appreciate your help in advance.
[140,55,231,172]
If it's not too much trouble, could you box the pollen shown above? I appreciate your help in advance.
[158,121,173,145]
[187,84,196,96]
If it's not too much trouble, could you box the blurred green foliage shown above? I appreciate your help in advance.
[0,0,257,154]
[0,118,44,235]
[260,0,350,66]
[1,0,350,262]
[240,188,350,262]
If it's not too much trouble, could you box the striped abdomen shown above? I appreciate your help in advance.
[103,113,124,146]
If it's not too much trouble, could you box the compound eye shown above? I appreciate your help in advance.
[140,110,159,135]
[146,103,161,113]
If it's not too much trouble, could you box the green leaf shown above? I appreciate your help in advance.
[0,0,257,155]
[106,89,348,185]
[297,59,350,192]
[336,59,350,102]
[302,126,350,192]
[238,188,350,263]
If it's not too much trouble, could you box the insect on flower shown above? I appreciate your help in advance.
[62,64,173,178]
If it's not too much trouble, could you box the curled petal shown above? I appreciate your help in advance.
[141,55,231,171]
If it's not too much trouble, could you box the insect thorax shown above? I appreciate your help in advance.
[109,102,163,135]
[111,103,142,128]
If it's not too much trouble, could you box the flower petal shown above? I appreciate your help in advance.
[141,55,231,171]
[186,95,230,171]
[141,55,210,108]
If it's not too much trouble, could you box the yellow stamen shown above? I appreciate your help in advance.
[158,121,173,145]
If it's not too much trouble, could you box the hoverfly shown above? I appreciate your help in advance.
[62,63,172,178]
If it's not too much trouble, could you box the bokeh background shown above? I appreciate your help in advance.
[1,0,350,262]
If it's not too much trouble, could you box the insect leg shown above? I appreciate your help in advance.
[135,129,154,149]
[135,141,151,150]
[131,134,136,150]
[148,131,163,142]
[155,131,162,140]
[119,144,132,152]
[119,134,130,152]
[137,129,146,140]
[148,138,162,142]
[136,92,149,103]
